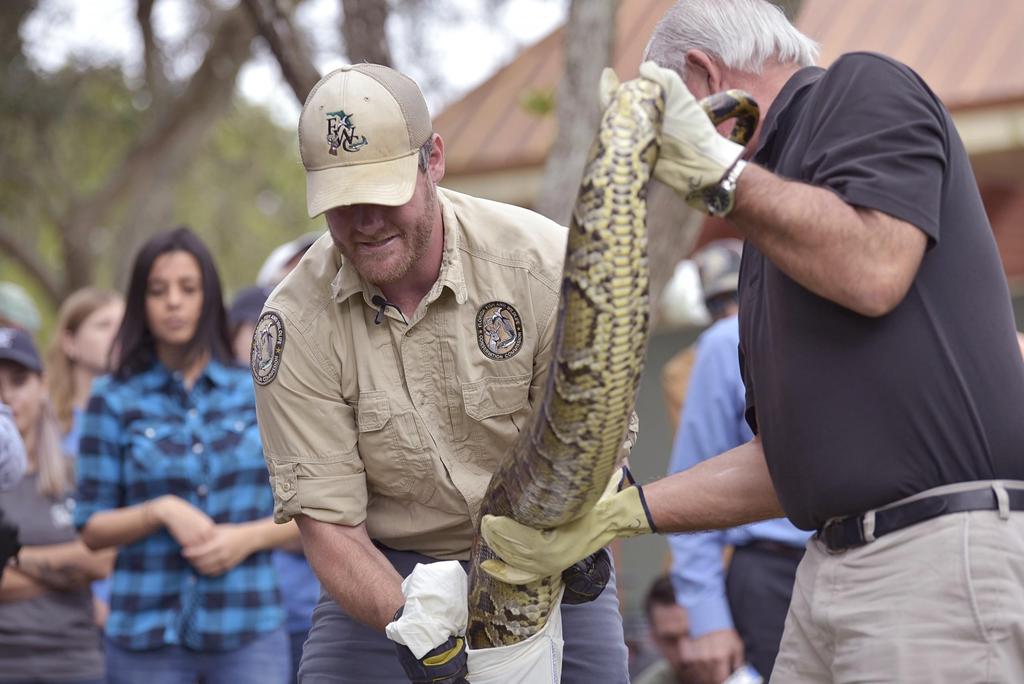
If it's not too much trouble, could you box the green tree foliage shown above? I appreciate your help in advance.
[173,101,313,298]
[0,58,313,320]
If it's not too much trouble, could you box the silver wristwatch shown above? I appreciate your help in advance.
[703,159,748,217]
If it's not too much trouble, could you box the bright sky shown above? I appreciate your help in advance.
[21,0,567,126]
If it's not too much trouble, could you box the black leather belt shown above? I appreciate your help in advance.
[820,486,1024,552]
[740,539,805,561]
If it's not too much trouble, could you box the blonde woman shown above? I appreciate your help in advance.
[45,288,124,457]
[0,326,114,684]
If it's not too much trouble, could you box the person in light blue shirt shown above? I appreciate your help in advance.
[667,240,809,684]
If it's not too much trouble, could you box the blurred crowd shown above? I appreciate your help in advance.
[0,228,319,684]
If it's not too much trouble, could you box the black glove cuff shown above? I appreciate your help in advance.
[560,547,612,605]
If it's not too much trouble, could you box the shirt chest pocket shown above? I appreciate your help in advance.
[457,374,532,469]
[210,411,261,462]
[125,421,191,482]
[356,390,432,500]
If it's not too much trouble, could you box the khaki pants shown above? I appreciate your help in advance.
[771,508,1024,683]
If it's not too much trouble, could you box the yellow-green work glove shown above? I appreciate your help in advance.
[480,468,657,585]
[636,61,746,211]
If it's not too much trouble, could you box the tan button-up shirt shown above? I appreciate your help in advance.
[255,188,583,560]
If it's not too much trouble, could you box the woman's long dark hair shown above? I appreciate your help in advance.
[113,226,232,378]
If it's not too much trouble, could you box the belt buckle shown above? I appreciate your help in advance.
[819,518,845,554]
[821,510,876,554]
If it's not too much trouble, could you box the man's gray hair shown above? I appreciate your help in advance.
[417,137,434,172]
[643,0,819,77]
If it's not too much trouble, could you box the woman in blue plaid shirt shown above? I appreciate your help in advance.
[75,227,299,684]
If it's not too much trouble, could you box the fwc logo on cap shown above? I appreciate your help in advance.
[0,329,14,348]
[326,110,368,156]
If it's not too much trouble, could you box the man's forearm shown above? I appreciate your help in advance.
[645,437,784,533]
[730,164,926,316]
[297,516,405,632]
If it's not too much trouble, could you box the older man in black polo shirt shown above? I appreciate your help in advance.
[479,1,1024,682]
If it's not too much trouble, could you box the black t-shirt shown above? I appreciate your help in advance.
[739,52,1024,531]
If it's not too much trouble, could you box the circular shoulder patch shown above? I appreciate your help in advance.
[476,301,524,360]
[251,311,286,386]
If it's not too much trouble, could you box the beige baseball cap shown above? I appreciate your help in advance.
[299,64,433,217]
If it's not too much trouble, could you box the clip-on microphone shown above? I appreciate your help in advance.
[371,294,406,325]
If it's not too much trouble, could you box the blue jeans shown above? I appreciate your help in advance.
[104,627,290,684]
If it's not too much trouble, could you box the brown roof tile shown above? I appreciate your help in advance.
[801,0,1024,111]
[435,0,677,176]
[437,0,1024,177]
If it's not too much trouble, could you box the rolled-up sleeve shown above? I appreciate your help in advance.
[253,306,367,525]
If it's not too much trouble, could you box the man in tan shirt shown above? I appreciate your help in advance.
[252,64,630,683]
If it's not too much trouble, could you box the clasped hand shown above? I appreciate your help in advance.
[150,495,254,576]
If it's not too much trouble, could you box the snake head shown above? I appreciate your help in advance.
[599,67,621,110]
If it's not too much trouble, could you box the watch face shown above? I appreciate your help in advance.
[703,187,732,216]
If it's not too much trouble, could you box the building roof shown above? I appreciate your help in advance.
[801,0,1024,111]
[435,0,1024,177]
[433,0,1024,286]
[435,0,675,177]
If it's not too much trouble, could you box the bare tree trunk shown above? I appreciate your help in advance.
[533,0,618,225]
[646,185,705,330]
[340,0,392,66]
[243,0,322,103]
[62,6,258,293]
[136,0,168,102]
[0,0,36,65]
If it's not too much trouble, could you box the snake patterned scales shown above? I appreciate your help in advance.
[466,81,758,649]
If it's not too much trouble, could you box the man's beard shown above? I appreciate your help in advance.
[348,188,436,286]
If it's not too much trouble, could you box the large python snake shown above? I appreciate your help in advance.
[466,81,758,649]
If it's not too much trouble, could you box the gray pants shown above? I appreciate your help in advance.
[726,543,802,680]
[298,546,629,683]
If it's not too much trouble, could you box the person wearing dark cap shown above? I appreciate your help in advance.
[0,326,114,683]
[227,285,273,363]
[251,63,632,683]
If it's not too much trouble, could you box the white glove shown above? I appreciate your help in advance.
[637,61,745,210]
[386,561,467,659]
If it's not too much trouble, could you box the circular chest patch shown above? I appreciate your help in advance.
[251,311,285,386]
[476,301,523,360]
